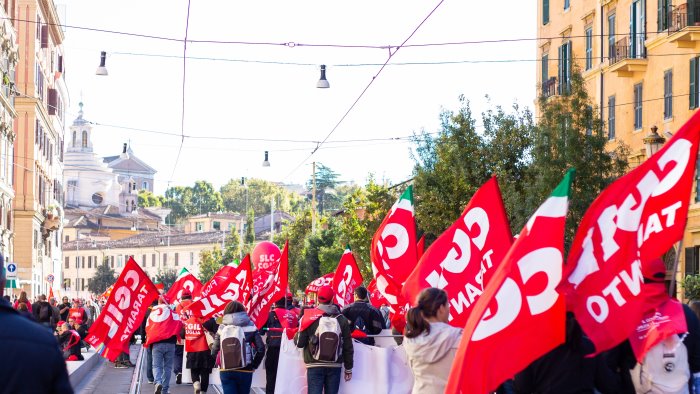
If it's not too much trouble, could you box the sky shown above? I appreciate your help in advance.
[61,0,536,195]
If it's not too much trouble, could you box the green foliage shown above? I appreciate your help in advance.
[220,178,300,215]
[412,71,627,247]
[198,247,223,284]
[683,275,700,301]
[163,181,224,224]
[275,209,313,292]
[244,207,256,254]
[308,164,342,215]
[222,229,242,265]
[88,262,116,294]
[155,269,178,290]
[138,190,164,208]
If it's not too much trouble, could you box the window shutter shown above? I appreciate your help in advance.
[558,45,563,95]
[57,55,63,73]
[566,42,572,93]
[543,0,549,24]
[690,0,696,26]
[47,88,56,115]
[658,0,663,31]
[40,25,48,49]
[691,57,697,109]
[686,247,697,276]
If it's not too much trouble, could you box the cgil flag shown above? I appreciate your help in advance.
[144,304,183,347]
[184,256,253,320]
[402,177,513,328]
[446,169,574,394]
[560,110,700,354]
[305,273,334,295]
[332,246,364,308]
[165,267,203,304]
[86,257,159,362]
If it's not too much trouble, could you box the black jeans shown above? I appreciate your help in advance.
[190,367,211,392]
[265,346,280,394]
[307,367,341,394]
[174,344,183,374]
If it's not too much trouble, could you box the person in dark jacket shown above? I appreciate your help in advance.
[139,300,158,384]
[56,321,84,361]
[211,301,266,394]
[261,294,299,394]
[295,286,353,394]
[514,312,621,394]
[33,294,53,329]
[59,296,71,322]
[341,286,385,345]
[0,265,72,393]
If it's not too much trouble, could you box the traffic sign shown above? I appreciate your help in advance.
[6,263,16,279]
[46,274,54,283]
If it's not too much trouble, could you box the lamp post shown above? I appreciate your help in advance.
[643,125,666,158]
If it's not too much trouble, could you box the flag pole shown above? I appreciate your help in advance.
[670,239,684,298]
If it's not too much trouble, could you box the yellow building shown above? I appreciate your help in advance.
[13,0,67,297]
[537,0,700,290]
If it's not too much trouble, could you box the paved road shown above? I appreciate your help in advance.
[74,344,206,394]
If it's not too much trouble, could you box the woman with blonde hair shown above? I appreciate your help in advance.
[13,290,31,313]
[404,288,462,394]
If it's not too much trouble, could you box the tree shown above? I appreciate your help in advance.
[191,180,224,215]
[198,247,223,284]
[244,207,256,253]
[275,209,312,292]
[88,262,116,294]
[155,269,178,291]
[220,178,299,215]
[137,190,164,208]
[222,229,242,264]
[308,164,342,215]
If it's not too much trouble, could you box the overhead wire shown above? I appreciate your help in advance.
[168,0,192,185]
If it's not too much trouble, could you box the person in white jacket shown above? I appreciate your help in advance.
[403,288,462,394]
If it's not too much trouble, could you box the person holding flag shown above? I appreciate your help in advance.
[341,286,385,346]
[183,314,216,394]
[173,290,194,385]
[404,288,461,394]
[260,293,299,394]
[146,296,183,394]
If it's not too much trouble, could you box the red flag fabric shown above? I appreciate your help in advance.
[299,308,325,331]
[86,258,158,361]
[332,247,364,308]
[48,287,54,300]
[144,304,183,347]
[249,241,289,329]
[274,307,301,339]
[165,268,203,303]
[446,169,574,394]
[101,284,114,300]
[305,273,334,295]
[184,256,253,320]
[560,112,700,355]
[402,177,513,328]
[200,263,238,299]
[371,186,418,331]
[416,235,425,261]
[367,279,389,308]
[184,317,209,353]
[629,298,688,362]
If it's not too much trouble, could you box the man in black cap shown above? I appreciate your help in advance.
[0,260,73,393]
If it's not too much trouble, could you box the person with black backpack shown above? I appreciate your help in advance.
[33,294,53,330]
[211,301,266,394]
[341,286,385,346]
[295,286,353,394]
[261,294,300,394]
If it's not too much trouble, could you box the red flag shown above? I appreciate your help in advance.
[367,279,388,308]
[184,256,253,320]
[560,112,700,354]
[200,264,238,299]
[299,308,325,331]
[371,186,418,330]
[101,284,114,300]
[305,273,334,295]
[165,268,203,303]
[144,304,183,347]
[629,298,688,362]
[416,235,426,261]
[86,257,158,362]
[446,169,573,394]
[332,247,364,308]
[402,177,513,328]
[48,287,54,300]
[249,241,289,329]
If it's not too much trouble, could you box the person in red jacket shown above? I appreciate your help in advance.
[183,315,216,394]
[173,290,193,384]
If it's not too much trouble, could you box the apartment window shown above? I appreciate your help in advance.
[541,53,548,84]
[608,14,616,60]
[608,96,616,140]
[195,222,203,232]
[543,0,549,24]
[142,181,148,190]
[190,252,194,265]
[110,256,114,268]
[64,256,69,269]
[175,253,179,266]
[163,253,168,266]
[634,83,643,130]
[75,256,79,269]
[152,254,156,267]
[658,0,671,31]
[142,254,146,267]
[213,221,221,231]
[88,256,92,269]
[585,28,593,70]
[691,57,699,109]
[82,257,85,269]
[564,0,569,10]
[664,70,673,119]
[630,0,646,59]
[558,41,572,94]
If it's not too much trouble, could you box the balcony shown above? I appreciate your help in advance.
[541,77,558,98]
[668,3,700,48]
[608,37,647,77]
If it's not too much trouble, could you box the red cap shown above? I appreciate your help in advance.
[181,289,192,299]
[317,286,334,304]
[57,320,66,327]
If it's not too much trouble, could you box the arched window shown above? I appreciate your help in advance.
[72,131,76,147]
[81,130,88,148]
